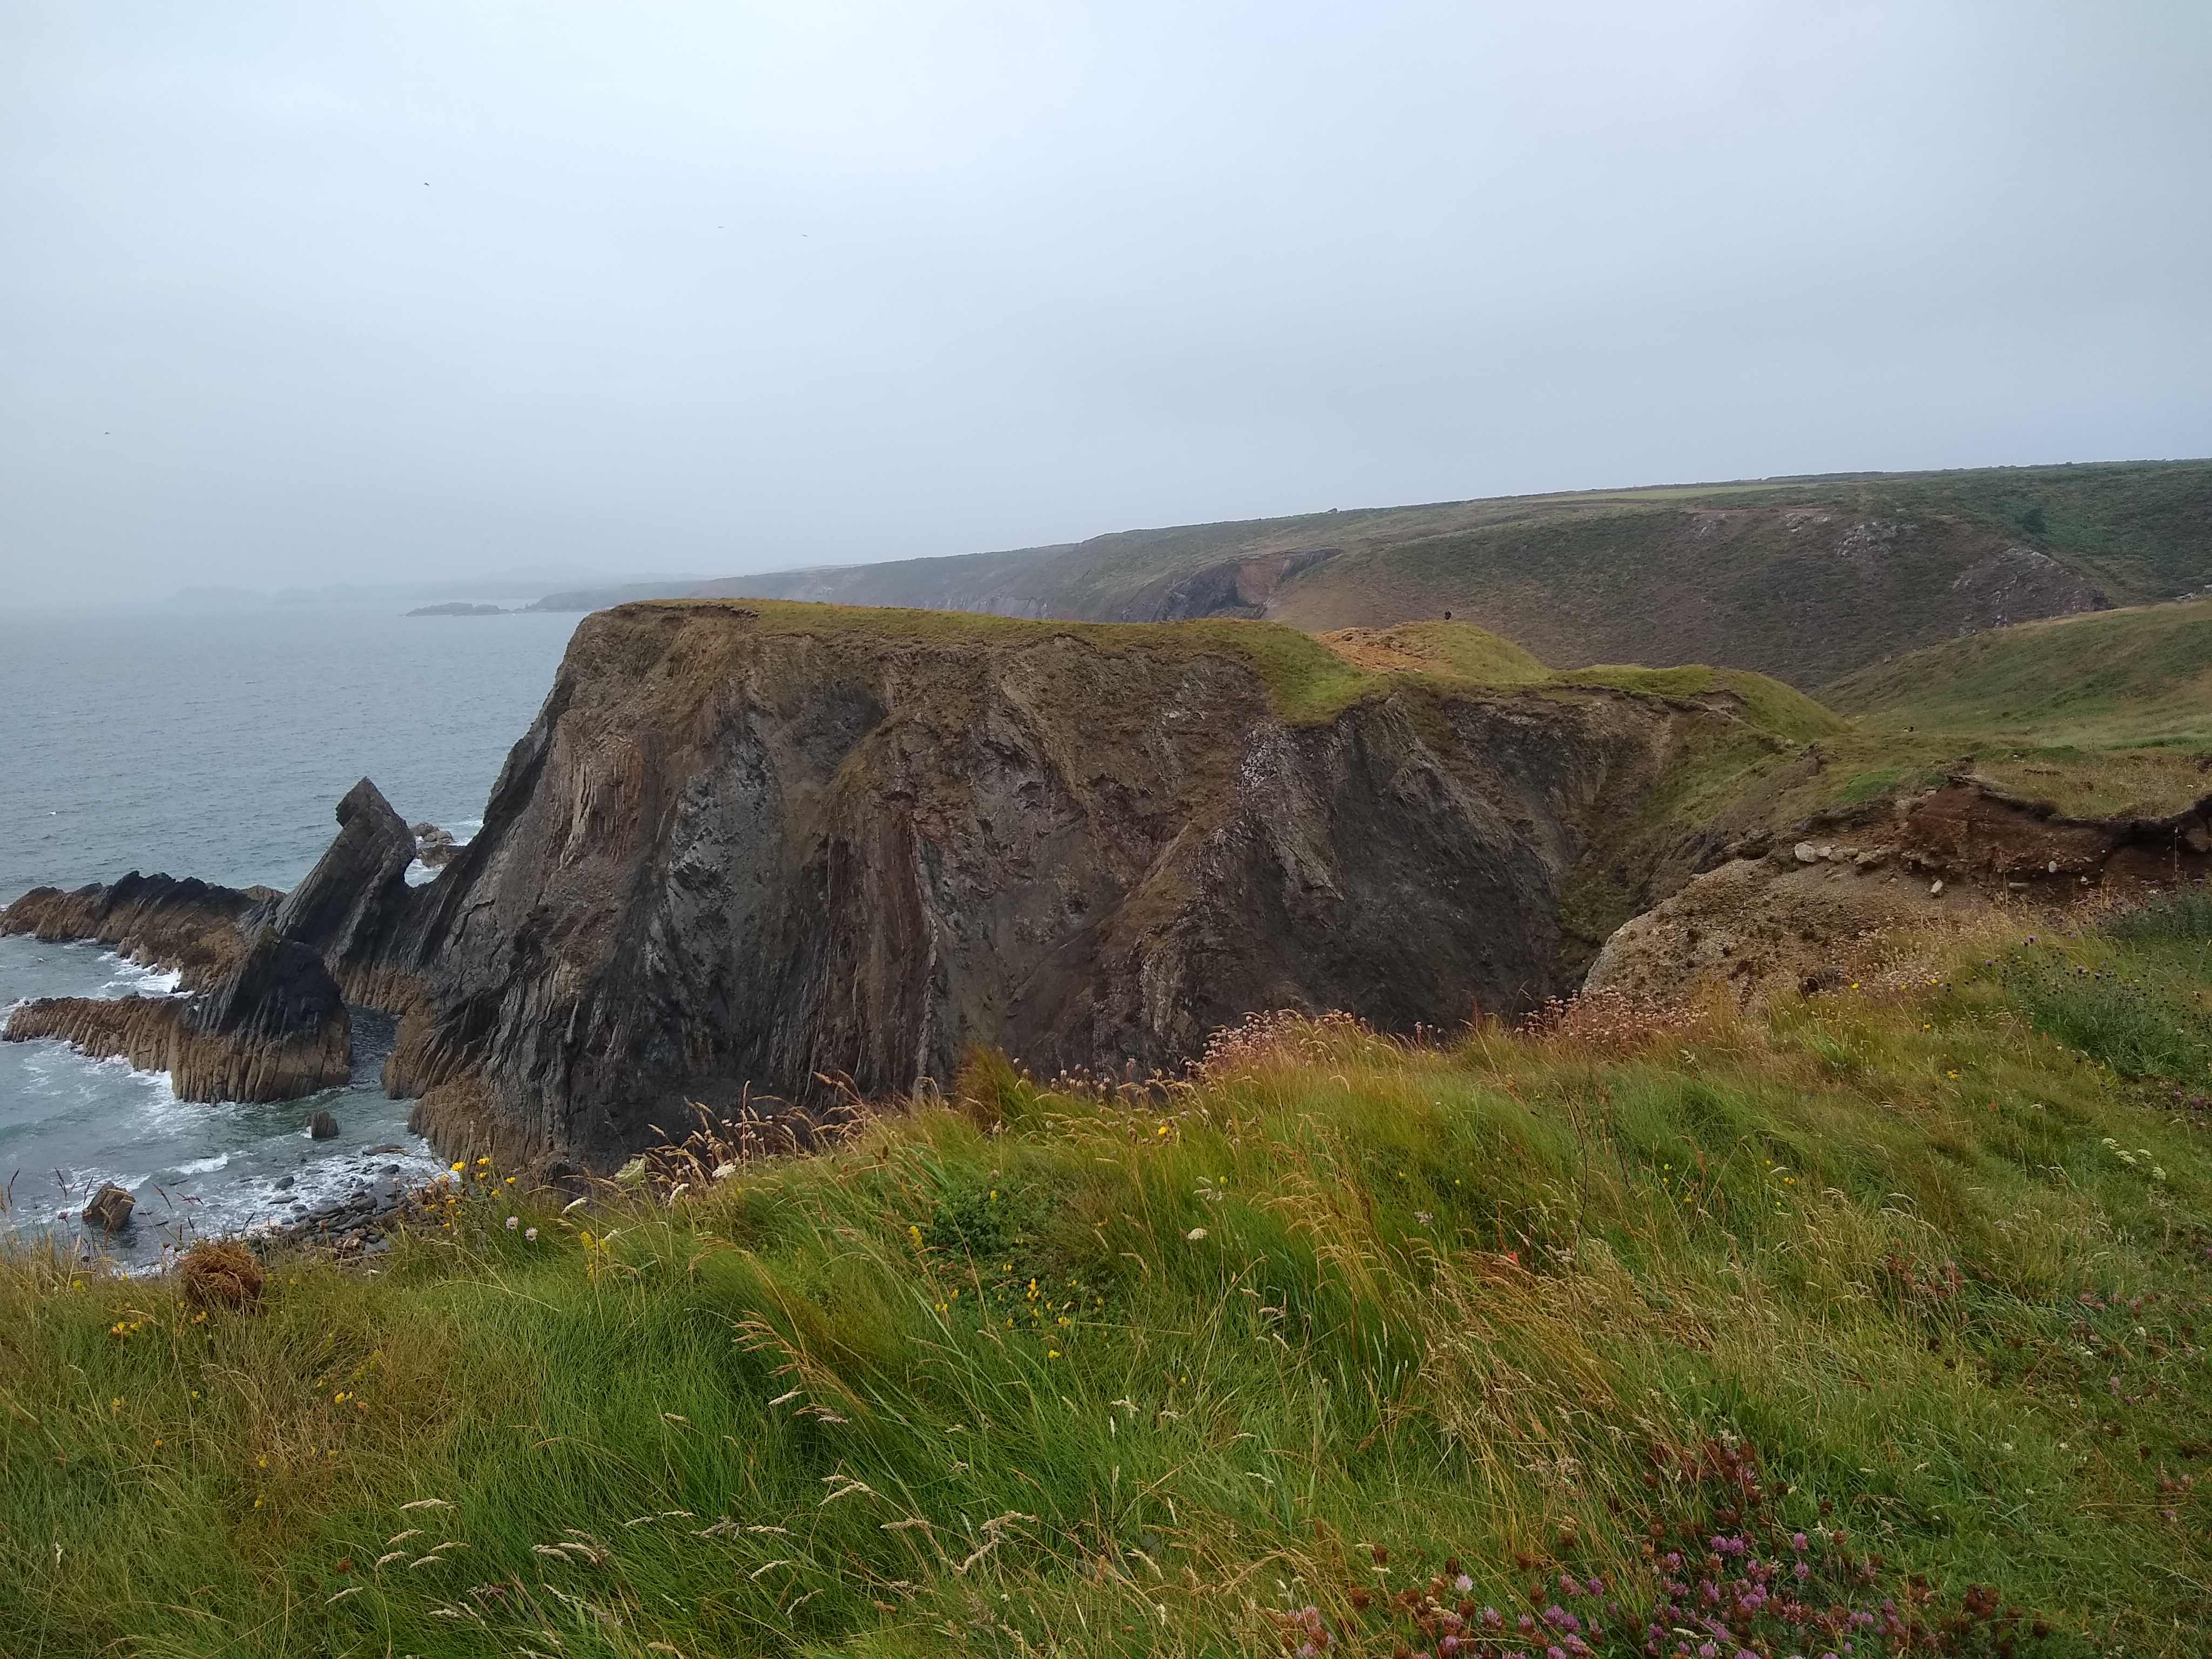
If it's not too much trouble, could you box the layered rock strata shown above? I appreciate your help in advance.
[365,603,1776,1166]
[0,872,280,989]
[5,929,352,1102]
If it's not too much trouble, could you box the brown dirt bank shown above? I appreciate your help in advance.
[1587,779,2212,1004]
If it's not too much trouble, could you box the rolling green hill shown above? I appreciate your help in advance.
[1829,597,2212,748]
[1814,599,2212,821]
[534,460,2212,690]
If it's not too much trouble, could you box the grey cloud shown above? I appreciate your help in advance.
[3,1,2208,603]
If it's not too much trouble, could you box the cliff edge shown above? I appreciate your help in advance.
[375,602,1799,1165]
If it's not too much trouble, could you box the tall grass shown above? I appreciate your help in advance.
[2,906,2208,1656]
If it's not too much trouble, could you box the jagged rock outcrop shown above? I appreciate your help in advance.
[372,602,1786,1167]
[1952,547,2108,635]
[273,778,421,988]
[0,786,408,1103]
[0,872,281,990]
[4,928,352,1102]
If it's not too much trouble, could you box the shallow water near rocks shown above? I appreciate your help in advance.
[0,601,579,1265]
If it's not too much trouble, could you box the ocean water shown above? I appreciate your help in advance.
[0,602,579,1264]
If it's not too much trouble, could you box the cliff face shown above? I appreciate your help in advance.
[379,602,1768,1166]
[2,603,1806,1163]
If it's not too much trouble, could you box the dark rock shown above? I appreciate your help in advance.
[1951,546,2108,633]
[83,1182,135,1231]
[3,928,350,1102]
[412,822,459,869]
[275,1174,295,1190]
[0,872,280,990]
[383,603,1750,1169]
[273,780,421,975]
[309,1109,340,1139]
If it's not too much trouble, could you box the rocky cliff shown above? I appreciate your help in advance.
[3,602,1816,1166]
[361,602,1799,1166]
[0,872,280,989]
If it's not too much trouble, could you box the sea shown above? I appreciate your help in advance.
[0,601,581,1266]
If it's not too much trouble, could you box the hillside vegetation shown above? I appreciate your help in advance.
[534,461,2212,690]
[1800,601,2212,825]
[1830,600,2212,753]
[5,889,2209,1657]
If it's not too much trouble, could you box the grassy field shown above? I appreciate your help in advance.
[1814,600,2212,821]
[5,889,2208,1657]
[1826,601,2212,752]
[604,461,2212,691]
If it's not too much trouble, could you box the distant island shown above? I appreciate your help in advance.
[404,602,509,617]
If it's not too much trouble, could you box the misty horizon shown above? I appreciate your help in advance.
[6,3,2210,605]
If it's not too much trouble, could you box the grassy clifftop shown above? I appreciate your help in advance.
[5,890,2209,1656]
[1829,598,2212,752]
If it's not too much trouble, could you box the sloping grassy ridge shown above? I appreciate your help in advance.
[3,895,2209,1657]
[587,461,2212,691]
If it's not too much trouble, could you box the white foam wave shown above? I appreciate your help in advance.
[172,1152,230,1177]
[98,951,183,997]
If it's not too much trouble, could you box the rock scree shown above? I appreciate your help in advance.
[1587,779,2212,1003]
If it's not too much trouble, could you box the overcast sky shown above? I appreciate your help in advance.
[3,2,2209,603]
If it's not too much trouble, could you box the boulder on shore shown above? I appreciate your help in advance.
[410,822,458,868]
[83,1183,135,1231]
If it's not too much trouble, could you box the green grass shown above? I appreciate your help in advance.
[629,598,1383,725]
[1826,599,2212,751]
[1555,664,1846,746]
[620,461,2212,691]
[1995,890,2212,1085]
[5,896,2210,1656]
[1802,599,2212,821]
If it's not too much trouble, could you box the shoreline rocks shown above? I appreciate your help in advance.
[0,780,427,1106]
[0,872,281,991]
[410,821,458,868]
[83,1183,135,1232]
[3,929,352,1102]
